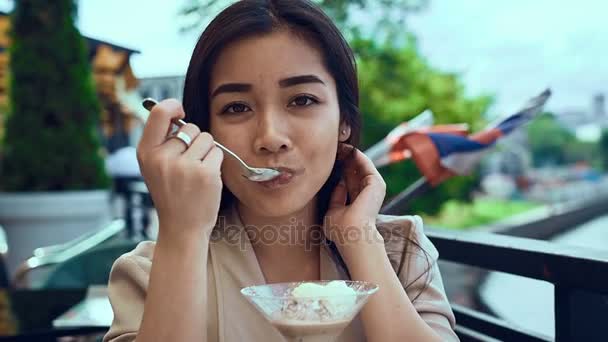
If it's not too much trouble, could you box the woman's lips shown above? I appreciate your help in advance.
[257,167,303,189]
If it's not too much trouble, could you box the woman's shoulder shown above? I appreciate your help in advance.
[376,214,458,339]
[375,213,422,233]
[375,213,427,248]
[104,241,156,342]
[110,241,156,282]
[375,214,439,277]
[118,240,155,262]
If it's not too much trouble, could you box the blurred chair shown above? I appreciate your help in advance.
[14,176,154,288]
[42,238,138,289]
[111,176,154,239]
[13,219,127,288]
[7,220,134,342]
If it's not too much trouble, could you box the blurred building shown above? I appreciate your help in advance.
[593,94,606,119]
[555,93,607,142]
[138,75,186,101]
[0,11,148,151]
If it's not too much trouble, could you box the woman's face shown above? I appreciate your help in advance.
[208,30,346,217]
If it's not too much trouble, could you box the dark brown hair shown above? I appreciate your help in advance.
[182,0,431,298]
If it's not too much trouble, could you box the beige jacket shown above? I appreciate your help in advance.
[103,204,458,342]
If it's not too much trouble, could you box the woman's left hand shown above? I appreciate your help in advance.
[323,143,387,253]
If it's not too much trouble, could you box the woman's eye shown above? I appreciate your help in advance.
[222,103,251,114]
[289,95,319,107]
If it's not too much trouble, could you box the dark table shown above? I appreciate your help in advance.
[0,288,109,341]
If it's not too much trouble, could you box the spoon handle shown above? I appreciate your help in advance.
[142,98,252,172]
[211,141,250,170]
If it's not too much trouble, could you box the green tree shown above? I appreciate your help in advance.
[316,0,428,28]
[353,36,490,215]
[526,113,573,167]
[180,0,429,36]
[594,129,608,171]
[564,140,599,167]
[527,113,604,169]
[0,0,109,191]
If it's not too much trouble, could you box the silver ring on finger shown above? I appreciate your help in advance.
[171,131,193,148]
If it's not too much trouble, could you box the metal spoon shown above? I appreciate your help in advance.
[142,98,280,182]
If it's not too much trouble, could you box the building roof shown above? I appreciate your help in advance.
[85,37,140,55]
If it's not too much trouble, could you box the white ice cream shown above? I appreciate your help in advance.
[283,281,357,320]
[292,281,356,299]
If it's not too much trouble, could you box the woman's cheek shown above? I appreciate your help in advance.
[220,159,245,195]
[309,146,337,183]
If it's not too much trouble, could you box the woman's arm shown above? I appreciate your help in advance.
[104,99,224,342]
[325,145,457,341]
[340,229,444,342]
[135,231,210,342]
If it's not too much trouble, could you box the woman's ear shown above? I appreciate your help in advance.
[339,124,351,142]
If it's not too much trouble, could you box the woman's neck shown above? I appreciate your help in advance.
[236,200,322,282]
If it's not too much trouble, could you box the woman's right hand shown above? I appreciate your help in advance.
[137,99,224,240]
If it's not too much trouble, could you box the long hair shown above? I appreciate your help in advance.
[182,0,431,299]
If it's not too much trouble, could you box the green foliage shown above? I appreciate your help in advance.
[564,139,600,168]
[353,36,491,214]
[526,112,602,167]
[600,130,608,171]
[312,0,429,40]
[527,113,602,168]
[179,0,429,36]
[422,198,540,230]
[354,36,492,129]
[526,113,573,166]
[0,0,109,191]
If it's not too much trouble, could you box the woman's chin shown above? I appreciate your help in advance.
[251,200,303,217]
[229,175,323,217]
[239,194,312,218]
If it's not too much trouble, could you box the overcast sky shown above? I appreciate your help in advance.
[1,0,605,116]
[407,0,607,116]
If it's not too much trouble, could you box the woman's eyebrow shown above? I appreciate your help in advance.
[278,74,325,88]
[211,75,325,99]
[211,83,251,98]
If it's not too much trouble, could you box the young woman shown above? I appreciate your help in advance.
[104,1,458,341]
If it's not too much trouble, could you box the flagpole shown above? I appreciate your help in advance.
[380,177,431,215]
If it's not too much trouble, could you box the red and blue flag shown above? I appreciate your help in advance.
[365,89,551,186]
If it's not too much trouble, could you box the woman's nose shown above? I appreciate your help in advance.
[252,112,292,154]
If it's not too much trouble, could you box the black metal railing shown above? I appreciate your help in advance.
[427,229,608,342]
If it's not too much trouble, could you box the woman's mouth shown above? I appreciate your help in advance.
[257,167,303,189]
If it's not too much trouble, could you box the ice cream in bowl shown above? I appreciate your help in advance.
[241,280,379,342]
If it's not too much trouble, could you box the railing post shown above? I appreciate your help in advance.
[428,230,608,341]
[555,285,608,341]
[554,285,571,341]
